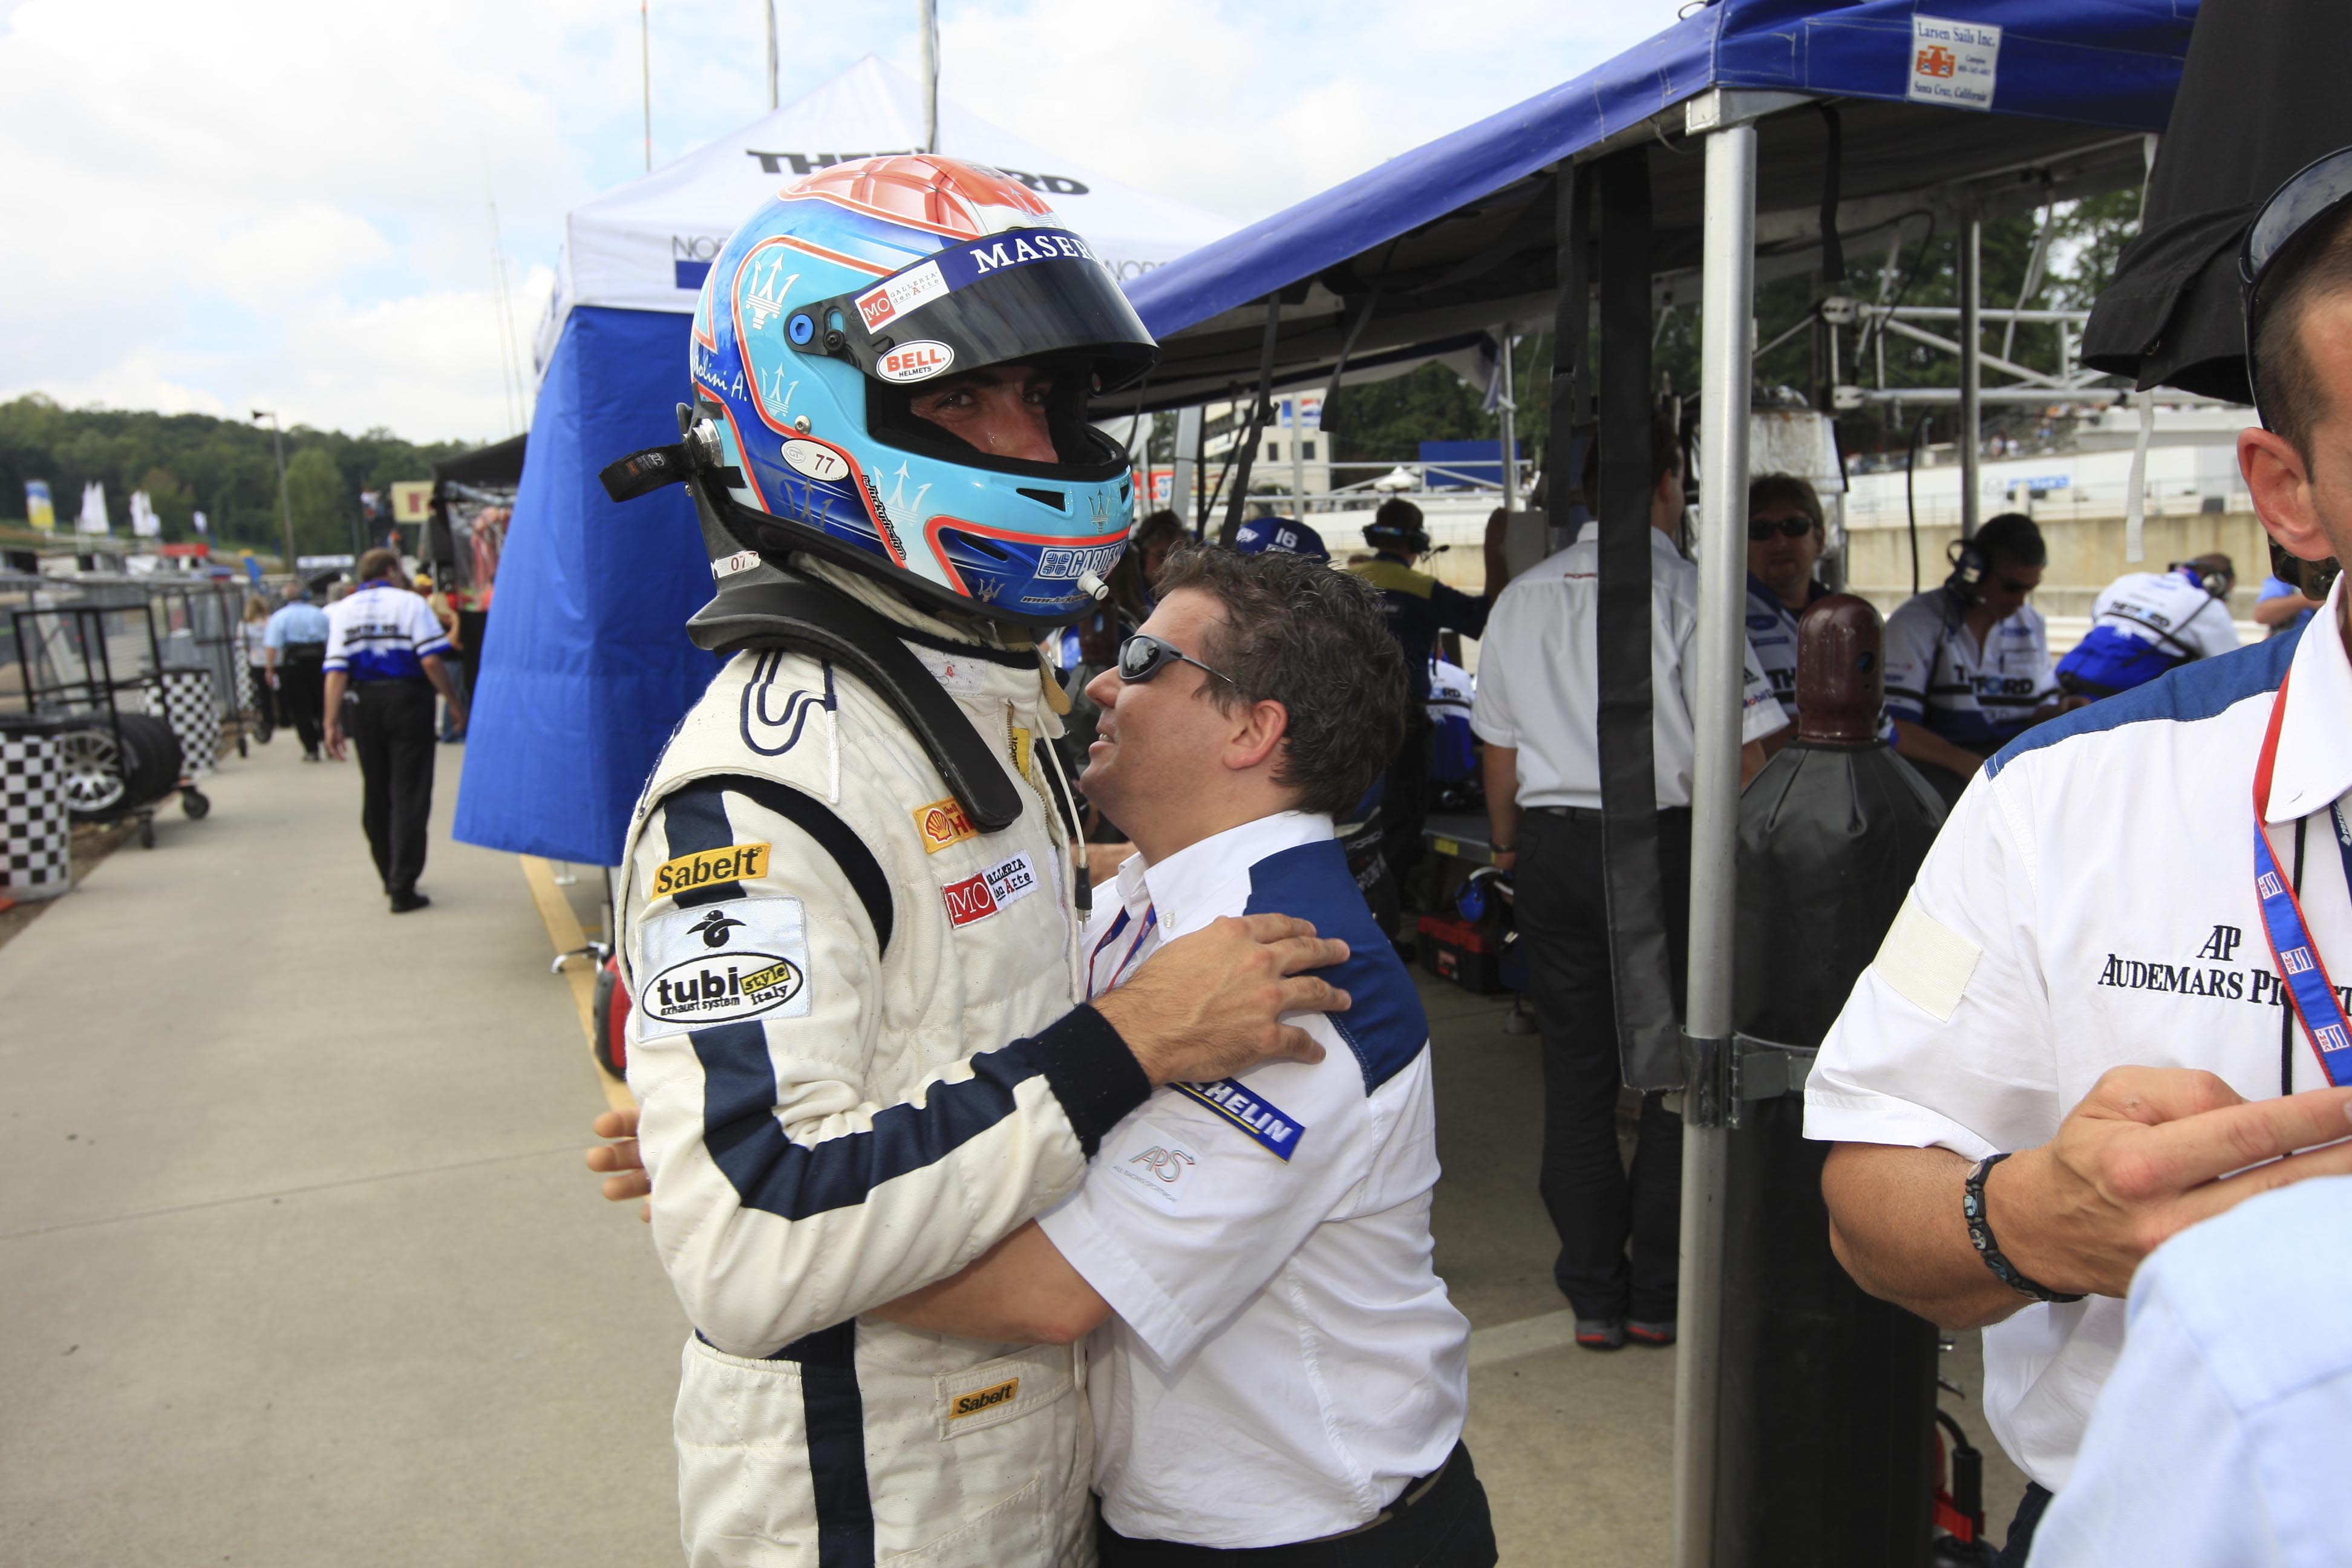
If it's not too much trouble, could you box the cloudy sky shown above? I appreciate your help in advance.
[0,0,1693,446]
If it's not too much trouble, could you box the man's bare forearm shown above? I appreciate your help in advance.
[1481,743,1520,856]
[868,1221,1110,1346]
[1893,719,1984,780]
[1822,1143,2030,1330]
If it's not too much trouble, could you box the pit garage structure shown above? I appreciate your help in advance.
[1116,2,2197,1560]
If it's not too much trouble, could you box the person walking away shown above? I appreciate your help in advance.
[263,584,331,762]
[321,549,465,912]
[420,575,468,742]
[238,596,275,736]
[1474,408,1786,1349]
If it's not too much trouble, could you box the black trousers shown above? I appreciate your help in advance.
[350,680,436,896]
[1993,1482,2053,1568]
[278,654,325,756]
[1515,807,1690,1323]
[1098,1442,1497,1567]
[1376,713,1434,910]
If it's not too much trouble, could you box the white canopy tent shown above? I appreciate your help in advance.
[534,53,1238,371]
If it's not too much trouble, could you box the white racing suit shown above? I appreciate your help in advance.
[619,565,1145,1567]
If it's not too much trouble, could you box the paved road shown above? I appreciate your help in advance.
[0,722,2022,1564]
[1,736,684,1566]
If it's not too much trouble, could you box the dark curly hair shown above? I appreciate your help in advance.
[1151,544,1406,816]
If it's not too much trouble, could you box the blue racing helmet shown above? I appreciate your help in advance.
[1232,517,1329,562]
[679,155,1160,628]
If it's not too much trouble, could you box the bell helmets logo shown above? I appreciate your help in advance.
[876,341,955,383]
[644,950,805,1024]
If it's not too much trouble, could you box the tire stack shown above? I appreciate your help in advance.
[146,667,219,781]
[51,714,182,821]
[0,714,73,901]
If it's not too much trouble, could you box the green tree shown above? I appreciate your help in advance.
[283,446,351,556]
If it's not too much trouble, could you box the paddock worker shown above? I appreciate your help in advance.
[1808,153,2352,1567]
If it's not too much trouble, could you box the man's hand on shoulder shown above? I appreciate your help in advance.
[1093,913,1346,1086]
[1994,1067,2352,1298]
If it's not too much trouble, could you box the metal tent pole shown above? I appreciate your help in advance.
[1171,406,1201,527]
[763,0,779,111]
[916,0,939,154]
[1673,114,1759,1568]
[1960,214,1982,540]
[1497,332,1521,514]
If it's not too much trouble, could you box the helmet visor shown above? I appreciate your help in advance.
[807,226,1158,394]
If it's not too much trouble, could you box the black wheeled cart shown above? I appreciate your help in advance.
[10,598,209,848]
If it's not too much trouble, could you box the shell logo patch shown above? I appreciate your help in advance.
[915,797,978,854]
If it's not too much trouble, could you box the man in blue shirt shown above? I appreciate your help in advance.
[262,583,332,761]
[322,549,465,912]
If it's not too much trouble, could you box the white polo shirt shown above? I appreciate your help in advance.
[2083,568,2242,663]
[322,581,450,684]
[1471,523,1786,810]
[1038,811,1469,1549]
[1806,584,2352,1491]
[1881,587,2055,750]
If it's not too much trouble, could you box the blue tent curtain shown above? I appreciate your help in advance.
[453,305,721,866]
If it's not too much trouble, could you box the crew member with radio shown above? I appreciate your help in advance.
[1879,512,2079,803]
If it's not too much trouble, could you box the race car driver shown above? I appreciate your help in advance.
[598,155,1352,1567]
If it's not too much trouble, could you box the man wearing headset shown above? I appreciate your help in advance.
[1878,511,2081,803]
[2054,554,2241,699]
[591,156,1354,1567]
[1807,154,2352,1566]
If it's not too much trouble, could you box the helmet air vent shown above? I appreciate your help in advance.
[1016,488,1068,512]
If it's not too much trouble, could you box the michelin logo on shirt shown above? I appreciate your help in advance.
[636,894,814,1038]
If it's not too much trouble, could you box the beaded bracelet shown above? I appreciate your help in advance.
[1962,1152,2085,1304]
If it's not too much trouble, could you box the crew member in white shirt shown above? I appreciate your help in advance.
[1472,411,1786,1349]
[1806,162,2352,1568]
[1881,512,2075,804]
[2054,554,2240,699]
[872,546,1491,1565]
[2026,1175,2352,1568]
[321,547,466,913]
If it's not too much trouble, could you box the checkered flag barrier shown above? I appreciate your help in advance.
[1,731,72,901]
[234,660,255,715]
[146,669,219,780]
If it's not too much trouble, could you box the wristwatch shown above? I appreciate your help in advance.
[1962,1152,2085,1304]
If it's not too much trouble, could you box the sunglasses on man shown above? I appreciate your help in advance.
[1747,514,1817,542]
[1117,633,1237,688]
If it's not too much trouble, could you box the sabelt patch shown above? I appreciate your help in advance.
[650,842,770,900]
[913,797,978,854]
[635,895,812,1040]
[949,1377,1019,1420]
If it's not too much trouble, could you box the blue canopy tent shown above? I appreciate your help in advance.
[1125,0,2191,412]
[1103,5,2197,1564]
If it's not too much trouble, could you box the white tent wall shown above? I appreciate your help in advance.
[534,54,1236,373]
